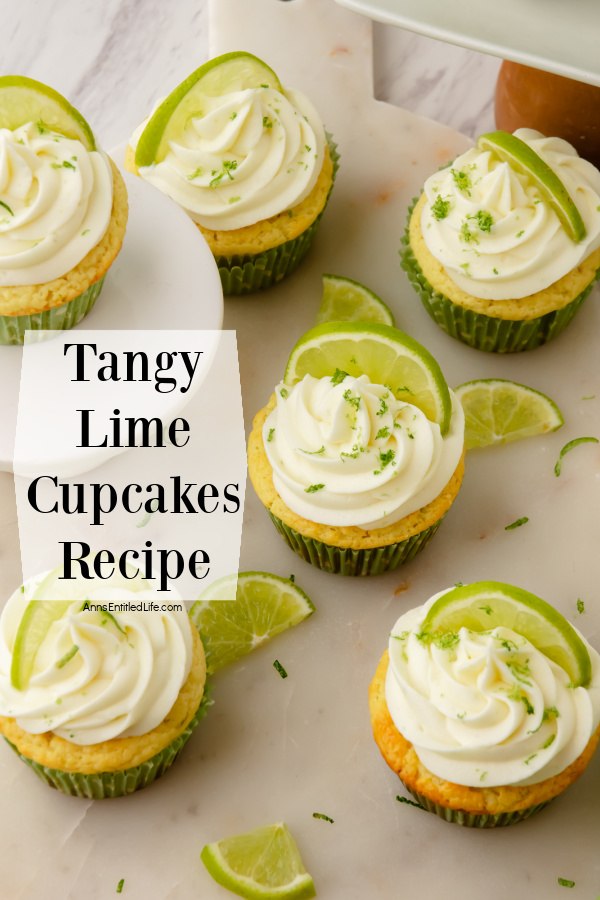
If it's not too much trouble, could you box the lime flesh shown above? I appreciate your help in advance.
[477,130,586,243]
[284,322,452,435]
[455,378,564,449]
[317,274,395,326]
[0,75,95,149]
[420,581,592,687]
[190,572,314,674]
[135,51,283,167]
[201,823,316,900]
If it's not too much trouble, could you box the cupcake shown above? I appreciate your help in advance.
[0,570,209,798]
[0,76,128,345]
[370,582,600,826]
[248,324,465,575]
[402,129,600,352]
[126,51,338,295]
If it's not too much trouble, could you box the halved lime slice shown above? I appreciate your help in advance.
[316,274,395,326]
[420,581,592,686]
[284,322,452,435]
[0,75,95,149]
[135,51,283,167]
[190,572,314,674]
[477,130,586,242]
[201,822,316,900]
[455,378,564,449]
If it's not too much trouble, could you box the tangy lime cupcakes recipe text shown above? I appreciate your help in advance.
[0,76,127,344]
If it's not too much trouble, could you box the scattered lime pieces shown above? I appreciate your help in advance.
[477,131,586,242]
[455,378,563,450]
[273,659,288,679]
[554,436,599,476]
[201,822,316,900]
[135,51,282,167]
[312,812,334,823]
[504,516,529,531]
[420,581,592,687]
[284,322,452,435]
[190,572,315,674]
[0,75,95,149]
[316,274,395,326]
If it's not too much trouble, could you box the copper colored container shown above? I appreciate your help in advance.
[495,61,600,168]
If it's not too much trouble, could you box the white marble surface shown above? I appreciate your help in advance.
[2,3,599,900]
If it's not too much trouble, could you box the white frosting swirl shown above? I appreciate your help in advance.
[0,574,193,745]
[0,122,113,286]
[421,129,600,299]
[263,374,464,528]
[133,86,325,230]
[386,592,600,787]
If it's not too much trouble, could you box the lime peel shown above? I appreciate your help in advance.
[554,436,599,476]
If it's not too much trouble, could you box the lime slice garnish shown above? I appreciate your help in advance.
[135,51,283,167]
[477,130,586,243]
[316,274,395,326]
[0,75,95,149]
[420,581,592,687]
[284,322,452,435]
[455,378,564,449]
[201,822,316,900]
[189,572,315,674]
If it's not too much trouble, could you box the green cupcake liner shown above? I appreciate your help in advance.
[401,200,600,353]
[267,511,443,576]
[0,276,106,346]
[5,686,212,799]
[217,135,340,296]
[400,782,550,828]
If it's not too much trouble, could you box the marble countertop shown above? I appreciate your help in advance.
[2,3,598,900]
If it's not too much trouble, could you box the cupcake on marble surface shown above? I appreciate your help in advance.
[126,51,338,295]
[248,323,465,576]
[370,581,600,826]
[0,76,128,345]
[402,129,600,352]
[0,569,209,798]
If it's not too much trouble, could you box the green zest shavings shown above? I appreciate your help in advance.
[51,159,76,170]
[451,168,472,195]
[343,389,361,410]
[263,116,273,129]
[331,368,348,385]
[116,879,125,894]
[279,387,289,399]
[56,644,79,669]
[312,812,334,823]
[576,598,585,614]
[374,449,395,475]
[431,195,450,220]
[273,659,288,679]
[557,878,575,888]
[187,166,203,180]
[267,427,275,443]
[396,795,425,810]
[460,220,479,244]
[0,200,14,216]
[375,426,390,440]
[554,436,599,476]
[209,159,238,187]
[505,516,529,531]
[470,210,493,232]
[305,483,325,494]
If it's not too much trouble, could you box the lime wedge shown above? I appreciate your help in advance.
[0,75,95,149]
[316,274,395,326]
[420,581,592,687]
[284,322,452,435]
[190,572,315,674]
[455,378,564,449]
[135,51,283,167]
[477,130,586,242]
[201,822,316,900]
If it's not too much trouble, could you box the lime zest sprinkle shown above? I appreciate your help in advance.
[263,116,273,129]
[301,445,325,456]
[343,389,361,410]
[557,878,575,888]
[374,449,395,475]
[460,220,479,244]
[395,794,425,810]
[542,733,556,749]
[116,879,125,894]
[469,210,494,232]
[375,426,390,440]
[451,168,472,196]
[97,606,126,635]
[431,195,451,220]
[81,228,90,236]
[479,604,493,615]
[279,387,289,399]
[524,752,537,765]
[554,436,599,476]
[267,427,275,443]
[330,368,349,385]
[505,516,529,531]
[543,706,560,722]
[576,598,585,614]
[312,812,334,823]
[432,631,459,650]
[56,645,79,669]
[305,483,325,494]
[516,229,524,238]
[0,200,14,216]
[273,659,288,679]
[187,166,203,180]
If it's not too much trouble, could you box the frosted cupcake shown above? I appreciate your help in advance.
[0,570,209,798]
[0,76,128,344]
[370,582,600,826]
[248,324,465,575]
[126,51,338,295]
[402,129,600,352]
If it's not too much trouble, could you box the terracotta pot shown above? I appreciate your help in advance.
[495,61,600,168]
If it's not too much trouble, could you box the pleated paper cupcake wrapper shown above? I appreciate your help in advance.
[401,208,600,353]
[399,780,550,828]
[0,276,105,346]
[217,135,340,296]
[5,687,212,799]
[268,511,442,576]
